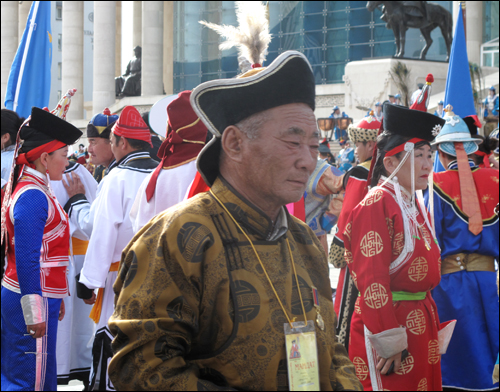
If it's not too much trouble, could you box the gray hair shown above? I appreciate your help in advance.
[234,111,269,140]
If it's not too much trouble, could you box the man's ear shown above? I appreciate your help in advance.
[119,136,129,151]
[221,125,245,163]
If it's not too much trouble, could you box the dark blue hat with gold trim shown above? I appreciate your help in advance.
[191,50,316,186]
[87,108,119,139]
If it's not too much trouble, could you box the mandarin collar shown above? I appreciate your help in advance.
[211,176,289,241]
[378,175,412,203]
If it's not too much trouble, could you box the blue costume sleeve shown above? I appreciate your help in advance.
[424,187,444,250]
[13,189,48,297]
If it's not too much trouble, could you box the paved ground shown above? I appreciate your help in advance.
[57,234,340,391]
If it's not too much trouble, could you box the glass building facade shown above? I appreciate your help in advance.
[173,1,453,93]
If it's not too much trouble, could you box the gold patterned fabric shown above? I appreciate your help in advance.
[108,177,361,391]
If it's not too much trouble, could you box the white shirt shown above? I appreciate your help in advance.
[130,160,198,233]
[79,152,155,289]
[51,162,97,240]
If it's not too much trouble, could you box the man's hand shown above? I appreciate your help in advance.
[26,321,46,339]
[63,173,85,198]
[376,352,402,375]
[83,291,97,305]
[59,299,65,321]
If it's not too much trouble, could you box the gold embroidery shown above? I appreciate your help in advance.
[353,357,369,380]
[482,194,493,204]
[395,352,414,375]
[406,309,426,335]
[354,300,361,314]
[344,223,352,240]
[393,232,404,256]
[408,257,428,282]
[386,217,394,238]
[428,340,440,364]
[360,231,383,257]
[364,283,388,309]
[417,378,428,391]
[361,189,384,206]
[344,250,353,265]
[491,176,499,184]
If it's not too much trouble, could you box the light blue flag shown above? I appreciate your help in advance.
[4,1,52,119]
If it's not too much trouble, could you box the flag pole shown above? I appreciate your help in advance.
[13,1,40,113]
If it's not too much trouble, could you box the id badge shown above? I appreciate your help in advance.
[284,320,320,391]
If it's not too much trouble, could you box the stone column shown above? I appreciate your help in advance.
[142,2,163,96]
[163,1,173,95]
[465,1,483,65]
[19,1,32,44]
[133,1,142,48]
[1,2,18,109]
[93,1,116,113]
[62,1,84,120]
[115,1,122,77]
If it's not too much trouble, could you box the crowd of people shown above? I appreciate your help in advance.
[0,48,498,392]
[0,2,499,388]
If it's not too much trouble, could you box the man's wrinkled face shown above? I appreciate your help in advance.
[240,103,319,206]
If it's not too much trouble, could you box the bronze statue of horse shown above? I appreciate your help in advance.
[366,1,452,61]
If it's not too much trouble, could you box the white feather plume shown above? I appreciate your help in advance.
[199,1,271,68]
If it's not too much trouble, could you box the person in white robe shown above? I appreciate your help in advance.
[64,106,158,391]
[51,161,97,388]
[130,91,208,233]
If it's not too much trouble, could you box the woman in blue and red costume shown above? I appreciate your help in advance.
[426,106,499,391]
[343,103,455,391]
[1,106,82,391]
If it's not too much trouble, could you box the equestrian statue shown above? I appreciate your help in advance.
[366,1,453,61]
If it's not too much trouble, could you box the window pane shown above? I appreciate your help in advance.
[326,11,347,28]
[326,46,348,63]
[325,63,345,83]
[349,26,371,45]
[282,34,302,50]
[304,14,324,31]
[326,29,347,46]
[304,47,323,66]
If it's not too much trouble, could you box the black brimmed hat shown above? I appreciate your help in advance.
[382,103,445,155]
[20,107,82,151]
[191,50,316,186]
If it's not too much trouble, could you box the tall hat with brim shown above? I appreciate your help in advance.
[191,50,315,186]
[87,108,119,139]
[145,91,208,201]
[111,106,153,147]
[431,105,482,156]
[348,111,380,144]
[2,89,82,250]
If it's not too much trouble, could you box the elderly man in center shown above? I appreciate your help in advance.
[108,51,361,391]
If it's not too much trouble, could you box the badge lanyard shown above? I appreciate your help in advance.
[210,190,307,325]
[211,191,321,391]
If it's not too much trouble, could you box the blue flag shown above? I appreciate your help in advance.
[4,1,52,119]
[435,6,478,174]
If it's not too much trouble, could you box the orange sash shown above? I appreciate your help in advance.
[69,237,89,256]
[89,262,120,324]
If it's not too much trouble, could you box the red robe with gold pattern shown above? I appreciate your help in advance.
[344,179,445,391]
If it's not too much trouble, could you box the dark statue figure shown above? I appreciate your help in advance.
[115,46,142,98]
[366,1,453,61]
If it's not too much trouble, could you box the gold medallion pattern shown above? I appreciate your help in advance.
[344,250,353,265]
[386,217,394,238]
[395,352,414,375]
[364,283,389,309]
[428,339,440,364]
[408,257,428,282]
[406,309,426,335]
[351,270,357,287]
[344,223,352,240]
[354,299,361,314]
[417,378,428,391]
[360,231,384,257]
[353,357,369,380]
[361,189,384,206]
[393,232,404,256]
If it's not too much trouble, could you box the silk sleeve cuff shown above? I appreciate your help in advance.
[21,294,45,325]
[366,326,408,359]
